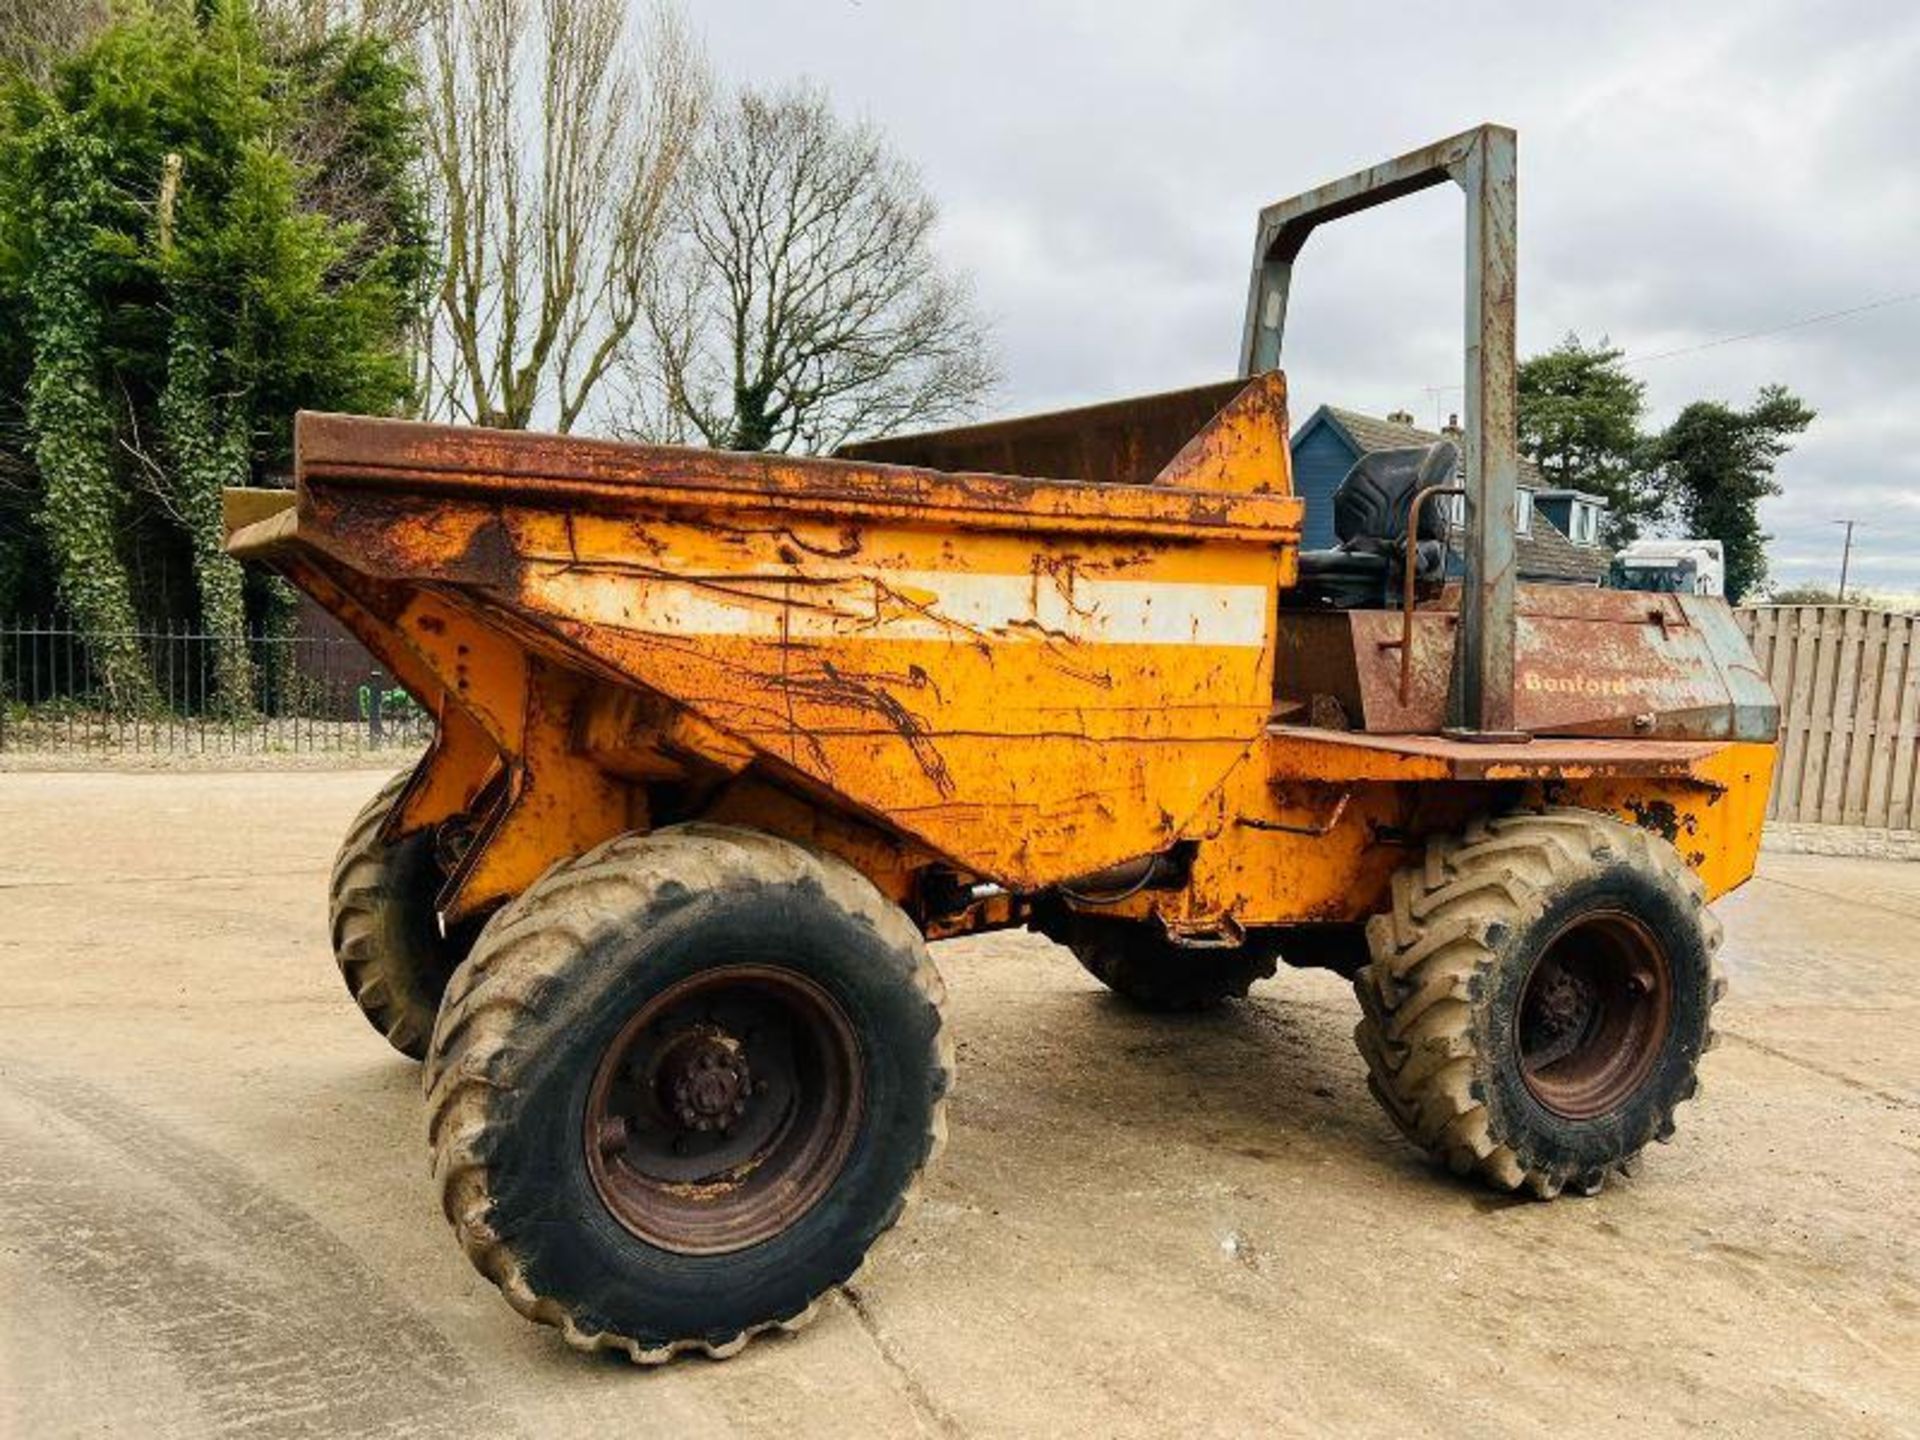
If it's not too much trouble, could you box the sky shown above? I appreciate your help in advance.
[692,0,1920,594]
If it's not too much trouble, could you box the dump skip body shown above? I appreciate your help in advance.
[231,378,1310,920]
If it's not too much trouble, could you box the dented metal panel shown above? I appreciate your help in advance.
[292,410,1298,543]
[283,478,1286,891]
[1276,586,1781,740]
[840,377,1254,486]
[1264,726,1734,783]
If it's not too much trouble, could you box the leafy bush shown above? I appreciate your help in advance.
[0,0,431,710]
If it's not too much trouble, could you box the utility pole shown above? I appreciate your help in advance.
[1834,519,1860,601]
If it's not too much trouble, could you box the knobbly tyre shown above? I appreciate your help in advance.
[229,125,1777,1362]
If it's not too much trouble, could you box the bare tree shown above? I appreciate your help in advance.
[630,84,997,454]
[0,0,107,80]
[417,0,706,431]
[256,0,434,46]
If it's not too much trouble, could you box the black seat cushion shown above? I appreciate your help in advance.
[1289,441,1459,610]
[1293,548,1393,610]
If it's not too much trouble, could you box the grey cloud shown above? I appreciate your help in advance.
[696,0,1918,590]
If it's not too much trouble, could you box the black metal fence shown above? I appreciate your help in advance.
[0,618,433,756]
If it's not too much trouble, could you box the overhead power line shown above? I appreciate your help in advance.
[1626,289,1920,366]
[1422,287,1920,395]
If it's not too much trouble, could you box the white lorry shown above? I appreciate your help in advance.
[1608,538,1725,597]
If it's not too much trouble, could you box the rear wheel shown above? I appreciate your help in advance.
[423,824,951,1362]
[1057,913,1277,1012]
[1353,809,1723,1198]
[328,769,470,1060]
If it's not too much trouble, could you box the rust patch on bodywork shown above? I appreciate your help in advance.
[224,365,1771,942]
[1277,588,1779,742]
[839,376,1268,488]
[1626,797,1691,845]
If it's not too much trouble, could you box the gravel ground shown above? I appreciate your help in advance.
[0,770,1915,1439]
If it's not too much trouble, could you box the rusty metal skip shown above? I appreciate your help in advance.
[227,124,1779,1365]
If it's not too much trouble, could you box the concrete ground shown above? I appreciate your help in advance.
[0,771,1914,1439]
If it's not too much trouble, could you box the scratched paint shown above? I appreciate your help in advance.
[523,565,1273,649]
[226,368,1774,939]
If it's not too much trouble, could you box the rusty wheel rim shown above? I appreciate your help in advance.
[585,965,863,1256]
[1515,909,1673,1120]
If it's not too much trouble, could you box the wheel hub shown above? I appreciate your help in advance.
[1516,910,1674,1121]
[584,965,863,1256]
[659,1033,753,1133]
[1531,966,1596,1048]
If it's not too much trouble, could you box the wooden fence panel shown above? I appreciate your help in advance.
[1888,617,1920,831]
[1777,606,1820,820]
[1738,604,1920,828]
[1863,610,1902,826]
[1819,607,1862,824]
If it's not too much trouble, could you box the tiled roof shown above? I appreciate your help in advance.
[1485,509,1611,584]
[1321,406,1551,487]
[1311,406,1610,585]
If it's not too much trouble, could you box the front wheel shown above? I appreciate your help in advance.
[423,824,951,1362]
[1353,809,1723,1199]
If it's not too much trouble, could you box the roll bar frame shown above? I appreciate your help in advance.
[1240,124,1522,739]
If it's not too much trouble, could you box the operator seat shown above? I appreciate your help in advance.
[1290,440,1457,609]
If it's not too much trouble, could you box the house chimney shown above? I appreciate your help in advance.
[1386,408,1414,425]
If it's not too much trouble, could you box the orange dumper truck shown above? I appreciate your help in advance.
[227,126,1776,1362]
